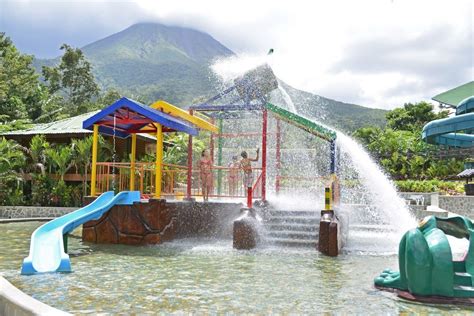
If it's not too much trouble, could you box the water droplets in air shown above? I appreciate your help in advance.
[210,54,416,253]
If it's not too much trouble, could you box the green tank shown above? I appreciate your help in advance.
[375,215,474,298]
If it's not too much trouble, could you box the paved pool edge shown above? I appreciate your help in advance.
[0,275,70,316]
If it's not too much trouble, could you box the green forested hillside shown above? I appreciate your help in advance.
[33,22,387,131]
[280,82,387,132]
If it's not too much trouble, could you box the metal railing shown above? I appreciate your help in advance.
[93,162,262,200]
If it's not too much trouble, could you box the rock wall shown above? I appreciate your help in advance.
[82,199,176,245]
[82,199,243,245]
[439,196,474,216]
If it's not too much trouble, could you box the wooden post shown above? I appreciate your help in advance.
[130,133,137,191]
[155,124,163,198]
[90,124,99,196]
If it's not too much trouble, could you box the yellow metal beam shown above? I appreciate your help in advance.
[90,124,99,196]
[155,124,163,198]
[129,133,137,191]
[150,100,218,133]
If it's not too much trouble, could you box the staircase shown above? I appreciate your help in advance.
[453,261,474,297]
[263,209,320,247]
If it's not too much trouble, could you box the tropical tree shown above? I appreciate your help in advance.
[72,137,92,196]
[0,33,43,123]
[353,101,462,180]
[27,135,50,175]
[45,145,74,181]
[0,137,26,205]
[386,101,448,131]
[42,44,100,115]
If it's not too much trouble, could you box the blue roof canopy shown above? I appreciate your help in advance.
[83,97,198,138]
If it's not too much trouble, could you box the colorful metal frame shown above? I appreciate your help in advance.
[83,97,199,137]
[83,97,218,198]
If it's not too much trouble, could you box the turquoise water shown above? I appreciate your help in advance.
[0,221,472,314]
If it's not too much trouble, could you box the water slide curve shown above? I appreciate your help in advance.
[21,191,140,275]
[422,96,474,148]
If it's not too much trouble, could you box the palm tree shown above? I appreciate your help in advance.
[45,145,74,181]
[0,137,26,204]
[72,137,92,196]
[27,135,49,175]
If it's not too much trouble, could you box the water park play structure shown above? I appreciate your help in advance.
[374,89,474,304]
[20,64,344,274]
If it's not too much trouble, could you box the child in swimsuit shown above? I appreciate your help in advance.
[199,149,213,201]
[240,148,259,194]
[228,156,239,196]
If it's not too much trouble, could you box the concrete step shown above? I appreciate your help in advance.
[264,223,318,232]
[349,224,399,232]
[268,230,317,240]
[266,237,317,248]
[267,210,320,217]
[266,216,319,225]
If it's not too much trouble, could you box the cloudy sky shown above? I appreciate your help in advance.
[0,0,472,109]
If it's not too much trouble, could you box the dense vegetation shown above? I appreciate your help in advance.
[353,102,465,194]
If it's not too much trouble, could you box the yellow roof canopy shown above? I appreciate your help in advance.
[150,100,219,133]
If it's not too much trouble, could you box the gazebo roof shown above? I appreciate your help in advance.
[83,97,199,138]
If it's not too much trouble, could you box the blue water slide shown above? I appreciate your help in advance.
[422,96,474,148]
[21,191,140,275]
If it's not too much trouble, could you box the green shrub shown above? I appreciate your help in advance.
[395,180,465,195]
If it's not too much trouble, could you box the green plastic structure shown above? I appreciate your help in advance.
[375,215,474,304]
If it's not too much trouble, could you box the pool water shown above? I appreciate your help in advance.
[0,222,472,314]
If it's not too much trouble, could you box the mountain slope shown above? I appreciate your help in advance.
[35,23,234,105]
[34,22,386,131]
[280,82,387,132]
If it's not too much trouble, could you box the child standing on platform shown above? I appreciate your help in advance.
[240,148,259,195]
[227,156,239,196]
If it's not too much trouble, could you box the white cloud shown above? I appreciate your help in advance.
[136,0,473,109]
[1,0,472,109]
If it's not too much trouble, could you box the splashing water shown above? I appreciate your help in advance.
[211,55,417,253]
[335,132,417,252]
[277,86,297,113]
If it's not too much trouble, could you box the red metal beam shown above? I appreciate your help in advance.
[261,109,268,201]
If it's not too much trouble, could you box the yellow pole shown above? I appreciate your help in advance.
[91,124,99,196]
[325,187,332,211]
[155,124,163,198]
[129,133,137,191]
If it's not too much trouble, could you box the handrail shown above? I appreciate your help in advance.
[93,161,263,201]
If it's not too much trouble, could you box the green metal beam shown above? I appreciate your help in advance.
[265,102,336,142]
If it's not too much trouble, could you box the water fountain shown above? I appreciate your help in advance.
[210,56,416,254]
